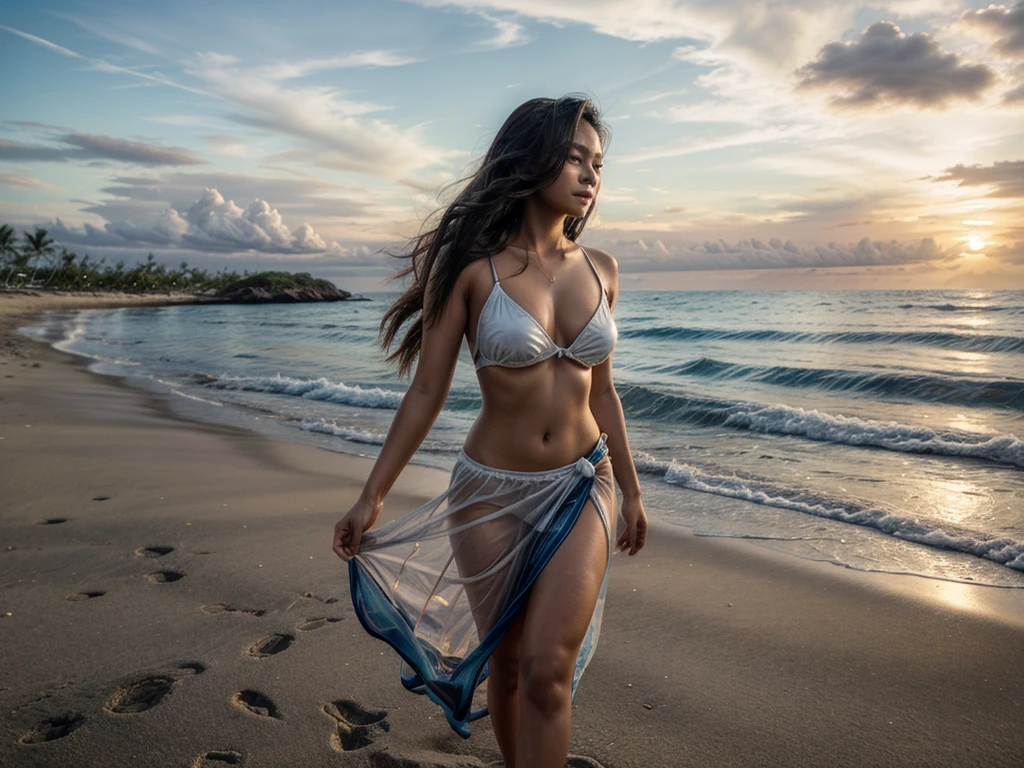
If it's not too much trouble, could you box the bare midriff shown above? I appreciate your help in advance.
[463,359,603,471]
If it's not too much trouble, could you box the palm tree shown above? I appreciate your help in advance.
[1,224,20,286]
[21,228,56,285]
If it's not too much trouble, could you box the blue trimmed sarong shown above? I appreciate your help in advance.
[349,432,615,737]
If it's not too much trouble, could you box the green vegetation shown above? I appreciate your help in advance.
[1,223,250,293]
[220,270,337,293]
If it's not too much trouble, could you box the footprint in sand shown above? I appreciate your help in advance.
[193,750,244,767]
[193,750,244,766]
[103,662,205,714]
[231,690,281,719]
[302,591,339,604]
[35,518,69,525]
[201,602,266,617]
[565,758,607,768]
[296,617,343,632]
[322,699,389,752]
[19,713,86,744]
[144,570,185,583]
[371,753,488,768]
[66,591,105,601]
[246,633,293,658]
[135,546,174,558]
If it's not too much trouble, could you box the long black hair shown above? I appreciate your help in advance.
[377,93,610,377]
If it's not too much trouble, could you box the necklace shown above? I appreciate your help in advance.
[515,244,563,283]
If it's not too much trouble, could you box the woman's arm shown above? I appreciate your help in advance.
[588,249,647,555]
[334,262,471,559]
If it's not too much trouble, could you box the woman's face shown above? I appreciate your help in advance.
[537,119,603,219]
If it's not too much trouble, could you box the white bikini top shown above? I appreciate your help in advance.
[473,245,618,370]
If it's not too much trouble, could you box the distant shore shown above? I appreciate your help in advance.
[3,290,1024,767]
[0,288,216,358]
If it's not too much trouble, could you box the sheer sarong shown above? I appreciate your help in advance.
[349,432,616,737]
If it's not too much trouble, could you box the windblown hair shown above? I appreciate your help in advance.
[377,93,610,377]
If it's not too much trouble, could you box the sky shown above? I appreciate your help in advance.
[1,0,1023,292]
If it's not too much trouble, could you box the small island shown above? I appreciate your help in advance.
[215,271,354,303]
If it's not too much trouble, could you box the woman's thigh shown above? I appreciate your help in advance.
[518,496,610,673]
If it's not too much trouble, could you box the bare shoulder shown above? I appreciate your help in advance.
[581,245,619,291]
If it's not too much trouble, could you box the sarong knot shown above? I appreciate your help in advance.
[575,456,595,478]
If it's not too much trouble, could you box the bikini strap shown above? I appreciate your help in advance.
[487,256,500,284]
[580,245,604,294]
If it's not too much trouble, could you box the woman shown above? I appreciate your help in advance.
[333,94,647,767]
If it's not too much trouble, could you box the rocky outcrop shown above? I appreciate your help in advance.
[215,272,353,303]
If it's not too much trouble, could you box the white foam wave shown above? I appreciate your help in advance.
[633,451,1024,572]
[723,403,1024,468]
[202,373,404,409]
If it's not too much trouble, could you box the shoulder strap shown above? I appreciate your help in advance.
[579,245,604,292]
[487,256,500,284]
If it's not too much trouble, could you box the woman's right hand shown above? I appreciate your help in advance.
[333,496,382,562]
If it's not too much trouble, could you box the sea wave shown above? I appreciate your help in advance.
[633,451,1024,572]
[639,356,1024,410]
[198,372,405,409]
[618,384,1024,467]
[620,326,1024,354]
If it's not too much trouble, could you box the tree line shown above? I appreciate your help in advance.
[1,224,248,293]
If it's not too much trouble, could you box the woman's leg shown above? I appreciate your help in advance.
[486,606,525,763]
[449,500,527,763]
[515,497,610,767]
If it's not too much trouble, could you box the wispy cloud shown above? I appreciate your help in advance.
[46,10,163,55]
[0,23,83,58]
[0,173,60,190]
[0,133,205,166]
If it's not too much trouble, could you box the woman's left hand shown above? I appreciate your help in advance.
[616,495,648,556]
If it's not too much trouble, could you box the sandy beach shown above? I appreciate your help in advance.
[2,290,1024,768]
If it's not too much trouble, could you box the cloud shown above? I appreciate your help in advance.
[793,21,996,110]
[0,133,205,166]
[252,51,422,81]
[45,10,163,55]
[0,23,82,58]
[0,23,208,97]
[957,3,1024,57]
[470,12,531,50]
[184,52,456,180]
[0,173,60,190]
[44,187,364,258]
[987,240,1024,263]
[593,234,951,272]
[933,159,1024,198]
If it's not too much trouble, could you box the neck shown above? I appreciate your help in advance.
[510,198,571,260]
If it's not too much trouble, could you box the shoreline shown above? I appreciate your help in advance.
[3,292,1024,766]
[10,291,1024,616]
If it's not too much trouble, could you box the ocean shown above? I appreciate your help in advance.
[21,288,1024,589]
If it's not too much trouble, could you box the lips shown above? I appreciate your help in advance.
[574,192,593,202]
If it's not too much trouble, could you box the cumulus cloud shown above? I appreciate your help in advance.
[933,159,1024,198]
[45,188,362,257]
[0,132,204,166]
[957,3,1024,56]
[793,21,995,109]
[594,235,951,273]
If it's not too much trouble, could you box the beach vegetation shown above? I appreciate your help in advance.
[0,224,246,294]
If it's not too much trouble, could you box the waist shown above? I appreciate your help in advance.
[459,429,607,475]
